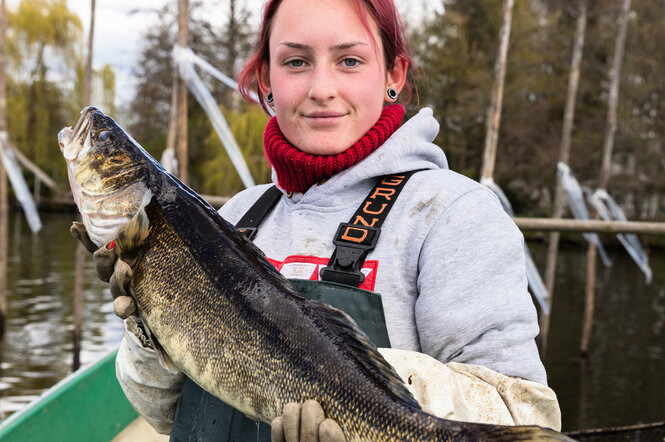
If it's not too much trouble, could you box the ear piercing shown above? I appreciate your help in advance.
[268,89,397,102]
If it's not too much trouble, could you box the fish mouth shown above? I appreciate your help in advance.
[58,106,155,248]
[58,106,99,160]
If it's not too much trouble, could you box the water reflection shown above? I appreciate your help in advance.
[0,210,124,417]
[0,210,663,431]
[533,241,665,430]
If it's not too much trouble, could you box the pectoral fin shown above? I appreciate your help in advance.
[138,315,180,375]
[115,190,152,260]
[151,336,180,375]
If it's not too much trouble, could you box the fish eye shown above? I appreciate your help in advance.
[96,130,113,142]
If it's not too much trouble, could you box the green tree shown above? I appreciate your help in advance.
[602,1,665,220]
[8,0,81,79]
[410,4,494,177]
[6,0,82,181]
[200,103,270,195]
[1,0,117,189]
[217,0,253,109]
[98,64,117,116]
[411,0,657,217]
[412,0,569,214]
[129,0,260,195]
[542,0,665,220]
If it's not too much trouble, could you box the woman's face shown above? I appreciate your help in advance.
[263,0,405,155]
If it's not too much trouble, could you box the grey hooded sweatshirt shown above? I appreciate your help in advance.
[115,108,550,434]
[218,107,546,385]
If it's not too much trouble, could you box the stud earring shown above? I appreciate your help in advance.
[387,88,398,100]
[266,92,274,103]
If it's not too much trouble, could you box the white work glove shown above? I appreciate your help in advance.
[378,348,562,431]
[271,400,346,442]
[73,222,182,434]
[116,319,185,434]
[70,221,138,319]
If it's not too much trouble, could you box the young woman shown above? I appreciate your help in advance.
[77,0,562,440]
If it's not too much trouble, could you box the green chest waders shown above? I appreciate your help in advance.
[169,280,390,442]
[169,172,417,442]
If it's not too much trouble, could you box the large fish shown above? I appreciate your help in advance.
[58,107,572,441]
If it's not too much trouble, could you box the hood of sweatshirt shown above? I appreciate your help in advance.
[272,107,448,206]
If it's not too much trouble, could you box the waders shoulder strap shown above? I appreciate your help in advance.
[320,171,419,287]
[235,171,420,287]
[235,185,282,240]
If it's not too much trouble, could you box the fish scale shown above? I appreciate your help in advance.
[58,107,575,441]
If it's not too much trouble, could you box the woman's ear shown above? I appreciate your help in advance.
[386,56,408,95]
[257,63,271,97]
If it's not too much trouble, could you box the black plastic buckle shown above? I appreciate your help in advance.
[320,223,380,286]
[238,227,257,240]
[319,268,366,287]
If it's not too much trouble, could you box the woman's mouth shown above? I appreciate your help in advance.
[303,112,348,127]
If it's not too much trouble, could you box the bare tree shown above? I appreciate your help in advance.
[218,0,251,109]
[582,0,632,356]
[73,0,97,372]
[480,0,514,182]
[540,0,588,358]
[82,0,95,106]
[0,0,8,336]
[177,0,188,183]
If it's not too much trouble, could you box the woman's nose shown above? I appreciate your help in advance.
[307,66,337,102]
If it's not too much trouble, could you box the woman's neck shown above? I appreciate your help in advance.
[263,105,405,193]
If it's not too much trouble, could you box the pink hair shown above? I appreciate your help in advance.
[237,0,415,114]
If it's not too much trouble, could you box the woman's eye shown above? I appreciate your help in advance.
[287,59,305,68]
[342,58,359,67]
[97,130,112,142]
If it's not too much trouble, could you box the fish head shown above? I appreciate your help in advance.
[58,107,153,248]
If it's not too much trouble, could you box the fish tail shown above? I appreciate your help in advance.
[473,424,576,441]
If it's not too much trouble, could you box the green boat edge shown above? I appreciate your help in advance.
[0,347,138,442]
[1,345,663,442]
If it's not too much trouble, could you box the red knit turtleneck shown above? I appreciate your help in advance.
[264,105,405,193]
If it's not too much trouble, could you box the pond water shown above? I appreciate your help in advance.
[533,239,665,430]
[0,209,663,431]
[0,210,124,418]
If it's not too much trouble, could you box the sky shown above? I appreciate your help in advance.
[7,0,444,107]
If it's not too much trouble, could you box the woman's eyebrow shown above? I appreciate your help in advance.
[331,41,368,50]
[279,41,368,50]
[280,42,310,49]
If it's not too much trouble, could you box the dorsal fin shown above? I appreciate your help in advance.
[306,299,421,409]
[153,172,297,293]
[234,224,294,288]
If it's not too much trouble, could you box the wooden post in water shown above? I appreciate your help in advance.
[176,0,189,183]
[32,177,40,206]
[480,0,514,182]
[0,0,8,337]
[581,0,631,356]
[82,0,95,107]
[540,0,588,358]
[11,147,59,193]
[0,159,5,338]
[73,0,96,372]
[166,73,178,154]
[72,243,86,371]
[162,53,179,175]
